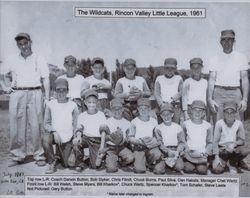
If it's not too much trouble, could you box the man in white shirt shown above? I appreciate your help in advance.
[0,33,50,167]
[208,30,249,122]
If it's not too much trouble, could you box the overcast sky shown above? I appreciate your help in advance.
[0,1,250,72]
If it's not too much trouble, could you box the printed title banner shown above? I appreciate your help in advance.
[74,7,206,18]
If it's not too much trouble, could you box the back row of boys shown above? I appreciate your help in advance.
[43,54,250,175]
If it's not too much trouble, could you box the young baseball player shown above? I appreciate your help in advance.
[154,103,185,174]
[42,78,78,174]
[212,101,250,174]
[182,100,213,175]
[127,98,162,174]
[182,58,208,120]
[58,55,89,112]
[154,58,183,124]
[114,58,151,121]
[98,99,134,173]
[72,89,108,171]
[84,57,111,111]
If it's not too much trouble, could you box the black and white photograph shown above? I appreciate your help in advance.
[0,0,250,197]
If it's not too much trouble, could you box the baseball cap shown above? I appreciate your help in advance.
[190,58,203,66]
[137,98,151,107]
[221,29,235,39]
[92,57,104,66]
[123,58,136,67]
[164,58,177,68]
[64,55,76,64]
[191,100,206,110]
[160,103,174,114]
[55,78,68,89]
[81,89,98,99]
[15,33,31,41]
[223,101,237,111]
[110,98,123,109]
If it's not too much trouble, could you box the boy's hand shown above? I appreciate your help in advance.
[209,99,219,113]
[73,135,82,145]
[53,132,62,145]
[238,99,247,112]
[213,155,223,169]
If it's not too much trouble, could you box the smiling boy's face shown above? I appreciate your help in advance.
[191,107,204,122]
[164,67,176,78]
[224,108,236,125]
[65,63,77,77]
[160,110,173,125]
[92,63,104,77]
[56,87,68,102]
[84,96,98,111]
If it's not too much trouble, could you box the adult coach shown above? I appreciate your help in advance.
[208,29,249,121]
[0,33,50,166]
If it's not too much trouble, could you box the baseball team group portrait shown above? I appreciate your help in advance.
[0,1,250,196]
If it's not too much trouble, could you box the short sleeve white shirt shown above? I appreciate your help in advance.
[58,74,85,99]
[116,76,145,95]
[155,75,182,103]
[106,117,130,138]
[131,117,158,139]
[85,75,111,99]
[77,111,107,137]
[47,100,77,143]
[155,122,183,146]
[0,53,49,87]
[209,51,249,87]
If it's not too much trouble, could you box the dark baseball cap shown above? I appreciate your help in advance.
[15,33,31,41]
[123,58,136,67]
[55,78,68,89]
[160,102,174,114]
[64,55,76,64]
[190,58,203,66]
[92,57,104,66]
[191,100,206,110]
[110,98,123,109]
[164,58,177,68]
[82,89,98,99]
[137,98,151,107]
[221,29,235,39]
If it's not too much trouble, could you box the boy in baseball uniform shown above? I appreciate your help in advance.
[72,89,108,171]
[182,100,213,175]
[98,99,134,173]
[127,98,162,174]
[154,103,185,174]
[154,58,183,124]
[58,55,88,112]
[212,101,250,174]
[182,58,208,121]
[85,57,111,111]
[114,58,151,121]
[42,78,79,174]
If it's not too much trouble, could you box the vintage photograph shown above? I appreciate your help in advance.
[0,1,250,197]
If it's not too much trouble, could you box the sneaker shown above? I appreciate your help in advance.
[238,161,250,171]
[229,165,238,174]
[75,166,83,173]
[8,159,24,167]
[45,163,56,174]
[36,160,46,167]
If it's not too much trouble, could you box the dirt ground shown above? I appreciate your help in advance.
[0,109,250,196]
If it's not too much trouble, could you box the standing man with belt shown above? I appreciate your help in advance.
[0,33,50,167]
[208,29,249,122]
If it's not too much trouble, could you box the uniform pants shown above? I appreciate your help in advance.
[9,89,44,161]
[105,147,134,172]
[133,147,162,173]
[212,145,250,174]
[74,135,101,169]
[42,132,72,167]
[212,87,242,122]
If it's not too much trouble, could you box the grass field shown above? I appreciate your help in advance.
[0,109,250,196]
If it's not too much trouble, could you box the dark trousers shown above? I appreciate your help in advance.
[42,132,73,167]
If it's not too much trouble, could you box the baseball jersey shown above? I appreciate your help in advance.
[130,117,158,139]
[58,74,85,99]
[0,53,49,87]
[215,119,245,146]
[77,111,107,137]
[209,51,249,87]
[155,75,182,103]
[106,117,130,138]
[155,122,183,146]
[116,76,146,95]
[183,120,211,153]
[46,100,78,143]
[182,77,207,110]
[85,75,111,99]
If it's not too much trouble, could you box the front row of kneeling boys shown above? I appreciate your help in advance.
[42,78,250,174]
